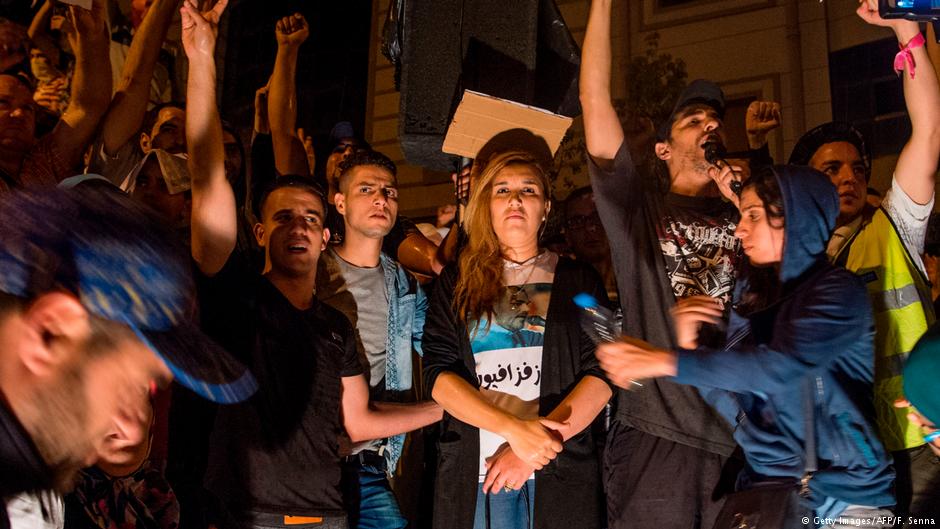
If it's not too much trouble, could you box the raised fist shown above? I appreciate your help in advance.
[276,13,309,49]
[745,100,781,149]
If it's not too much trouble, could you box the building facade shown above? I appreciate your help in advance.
[366,0,924,219]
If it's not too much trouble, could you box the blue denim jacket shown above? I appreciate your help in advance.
[379,252,428,471]
[318,250,427,473]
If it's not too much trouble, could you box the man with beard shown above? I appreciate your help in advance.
[786,3,940,521]
[579,0,746,526]
[0,186,257,529]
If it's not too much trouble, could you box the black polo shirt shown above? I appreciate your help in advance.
[198,254,362,519]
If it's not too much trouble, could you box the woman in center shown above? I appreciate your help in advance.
[422,150,611,529]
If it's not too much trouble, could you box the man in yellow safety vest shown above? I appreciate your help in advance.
[788,5,940,522]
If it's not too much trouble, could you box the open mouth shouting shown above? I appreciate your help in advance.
[286,238,310,254]
[700,133,723,149]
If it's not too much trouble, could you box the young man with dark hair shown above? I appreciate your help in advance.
[317,148,434,529]
[786,3,940,521]
[579,1,751,527]
[265,12,443,278]
[180,4,440,527]
[87,100,187,188]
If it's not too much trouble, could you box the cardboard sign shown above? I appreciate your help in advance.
[442,90,573,160]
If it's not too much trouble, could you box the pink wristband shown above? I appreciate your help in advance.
[894,32,925,79]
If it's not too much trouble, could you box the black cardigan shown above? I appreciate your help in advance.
[422,257,608,529]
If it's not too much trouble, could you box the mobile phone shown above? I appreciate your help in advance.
[879,0,940,20]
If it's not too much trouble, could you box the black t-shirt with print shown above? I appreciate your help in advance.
[658,192,741,303]
[658,192,742,344]
[197,253,362,519]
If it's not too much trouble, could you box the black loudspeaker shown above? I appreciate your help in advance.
[397,0,581,172]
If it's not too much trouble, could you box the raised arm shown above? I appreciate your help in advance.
[101,0,181,155]
[182,0,236,276]
[929,23,940,83]
[580,0,624,163]
[858,2,940,205]
[269,13,312,177]
[27,1,59,67]
[48,0,112,175]
[27,0,52,43]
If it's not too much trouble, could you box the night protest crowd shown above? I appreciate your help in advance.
[2,0,940,529]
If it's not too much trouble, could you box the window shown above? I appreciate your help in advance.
[829,37,911,157]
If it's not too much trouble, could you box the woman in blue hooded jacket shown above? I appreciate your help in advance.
[597,165,895,524]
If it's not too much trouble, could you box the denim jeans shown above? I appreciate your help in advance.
[341,458,407,529]
[472,479,535,529]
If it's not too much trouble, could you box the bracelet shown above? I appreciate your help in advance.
[894,32,925,80]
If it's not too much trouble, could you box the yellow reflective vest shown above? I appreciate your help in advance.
[833,208,935,451]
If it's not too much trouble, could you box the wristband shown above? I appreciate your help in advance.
[894,32,925,79]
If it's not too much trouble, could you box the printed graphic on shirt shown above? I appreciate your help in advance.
[659,214,741,305]
[471,281,551,481]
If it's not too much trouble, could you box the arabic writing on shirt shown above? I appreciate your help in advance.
[477,362,541,391]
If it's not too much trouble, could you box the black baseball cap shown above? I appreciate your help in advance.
[0,187,257,404]
[329,121,371,153]
[655,79,726,141]
[788,121,871,181]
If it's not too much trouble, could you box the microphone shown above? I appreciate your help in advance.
[703,140,725,165]
[703,141,742,196]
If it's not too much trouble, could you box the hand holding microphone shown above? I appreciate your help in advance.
[703,140,744,207]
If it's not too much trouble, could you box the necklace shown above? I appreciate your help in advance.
[504,251,544,310]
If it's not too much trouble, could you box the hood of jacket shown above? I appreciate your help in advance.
[773,164,839,283]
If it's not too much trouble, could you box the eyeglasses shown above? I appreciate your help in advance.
[564,211,602,231]
[331,141,361,154]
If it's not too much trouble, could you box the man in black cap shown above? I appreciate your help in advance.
[787,4,940,521]
[579,1,744,527]
[0,186,257,529]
